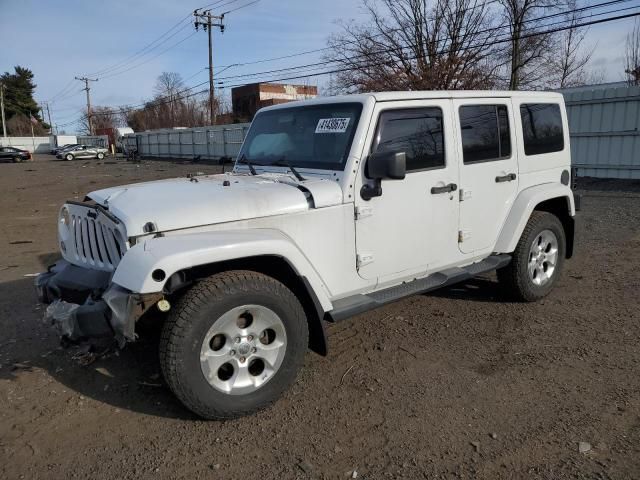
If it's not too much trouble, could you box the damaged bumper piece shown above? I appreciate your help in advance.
[35,260,162,346]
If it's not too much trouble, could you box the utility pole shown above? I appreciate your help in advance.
[0,83,6,138]
[45,102,54,135]
[75,76,98,135]
[194,9,224,125]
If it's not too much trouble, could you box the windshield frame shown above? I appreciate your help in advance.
[236,102,364,172]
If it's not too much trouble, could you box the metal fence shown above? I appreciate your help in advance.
[562,84,640,179]
[123,124,250,161]
[77,135,109,148]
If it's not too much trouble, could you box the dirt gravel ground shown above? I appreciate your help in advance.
[1,154,639,480]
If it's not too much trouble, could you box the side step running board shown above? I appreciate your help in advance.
[326,254,511,322]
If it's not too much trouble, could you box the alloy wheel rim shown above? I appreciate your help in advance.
[528,229,559,286]
[200,304,287,395]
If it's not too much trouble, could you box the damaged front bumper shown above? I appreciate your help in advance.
[35,260,162,346]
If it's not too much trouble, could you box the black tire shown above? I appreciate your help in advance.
[159,270,308,419]
[497,211,566,302]
[97,152,105,160]
[65,153,74,161]
[12,156,21,163]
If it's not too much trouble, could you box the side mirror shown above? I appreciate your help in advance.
[366,151,406,180]
[361,151,406,201]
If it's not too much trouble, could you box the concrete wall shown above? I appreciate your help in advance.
[561,84,640,179]
[0,137,50,153]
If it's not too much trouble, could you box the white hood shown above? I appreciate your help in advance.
[87,172,343,237]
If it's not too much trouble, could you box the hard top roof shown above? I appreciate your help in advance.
[261,90,563,112]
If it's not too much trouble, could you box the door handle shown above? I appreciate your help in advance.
[431,183,457,194]
[495,173,517,183]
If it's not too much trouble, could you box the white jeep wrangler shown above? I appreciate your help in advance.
[36,91,578,419]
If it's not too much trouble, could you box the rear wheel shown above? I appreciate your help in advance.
[65,153,74,161]
[497,211,566,302]
[159,270,308,419]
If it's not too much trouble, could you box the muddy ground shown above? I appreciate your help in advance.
[0,154,639,479]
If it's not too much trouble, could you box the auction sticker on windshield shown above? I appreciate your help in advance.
[315,118,350,133]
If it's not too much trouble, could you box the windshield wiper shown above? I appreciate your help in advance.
[236,153,257,176]
[272,158,306,182]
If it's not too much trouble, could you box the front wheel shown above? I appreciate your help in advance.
[97,152,105,160]
[497,211,566,302]
[159,270,308,419]
[12,156,22,163]
[65,153,74,161]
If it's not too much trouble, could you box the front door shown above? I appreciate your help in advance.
[454,99,519,254]
[354,100,461,285]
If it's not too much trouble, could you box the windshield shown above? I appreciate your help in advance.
[237,102,363,171]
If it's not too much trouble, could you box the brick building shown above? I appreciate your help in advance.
[231,83,318,120]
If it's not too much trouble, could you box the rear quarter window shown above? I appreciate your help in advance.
[519,103,564,155]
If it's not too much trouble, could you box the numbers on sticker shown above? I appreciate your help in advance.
[315,117,350,133]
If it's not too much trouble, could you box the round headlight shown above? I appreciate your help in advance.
[60,206,71,227]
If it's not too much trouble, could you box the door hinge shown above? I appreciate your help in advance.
[356,253,374,268]
[459,189,472,201]
[355,205,373,220]
[458,230,472,243]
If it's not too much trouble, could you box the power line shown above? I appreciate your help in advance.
[84,17,194,77]
[218,9,640,89]
[47,79,77,104]
[99,30,198,80]
[221,0,261,15]
[88,7,640,117]
[213,0,638,84]
[212,0,631,72]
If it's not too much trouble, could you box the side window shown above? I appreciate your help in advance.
[519,103,564,155]
[372,108,445,171]
[459,105,511,164]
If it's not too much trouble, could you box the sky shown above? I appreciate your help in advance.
[0,0,637,132]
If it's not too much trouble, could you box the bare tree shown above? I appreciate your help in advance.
[78,106,120,134]
[125,72,226,130]
[626,19,640,85]
[547,0,593,88]
[498,0,560,90]
[154,72,185,126]
[325,0,502,93]
[6,113,48,136]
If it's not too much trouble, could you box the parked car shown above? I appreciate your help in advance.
[51,143,78,155]
[37,90,578,420]
[0,146,31,162]
[56,145,108,160]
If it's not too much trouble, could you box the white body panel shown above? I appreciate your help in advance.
[88,174,343,237]
[453,98,519,255]
[56,90,574,314]
[352,98,462,285]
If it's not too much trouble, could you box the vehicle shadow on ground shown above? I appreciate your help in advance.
[0,276,198,420]
[427,276,516,304]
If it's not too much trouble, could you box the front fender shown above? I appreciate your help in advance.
[111,229,333,312]
[494,183,575,254]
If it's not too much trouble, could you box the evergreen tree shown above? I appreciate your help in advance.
[1,66,48,132]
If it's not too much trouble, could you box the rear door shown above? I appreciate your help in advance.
[454,99,518,254]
